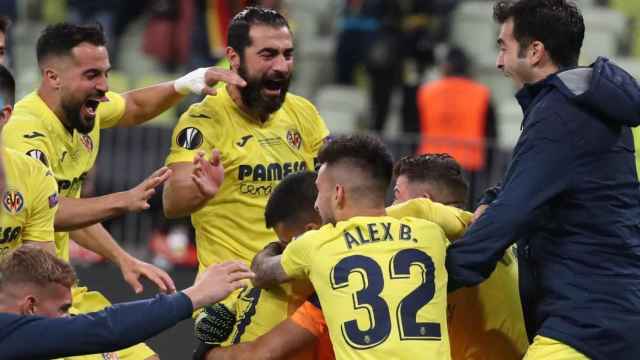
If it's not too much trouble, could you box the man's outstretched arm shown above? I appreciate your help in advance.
[0,261,254,360]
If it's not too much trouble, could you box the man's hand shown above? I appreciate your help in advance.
[174,67,246,96]
[125,166,172,212]
[192,150,224,199]
[471,204,489,224]
[184,261,254,309]
[119,255,176,294]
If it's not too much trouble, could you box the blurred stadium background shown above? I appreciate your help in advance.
[2,0,639,357]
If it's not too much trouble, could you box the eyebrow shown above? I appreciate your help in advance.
[258,47,295,54]
[83,66,112,75]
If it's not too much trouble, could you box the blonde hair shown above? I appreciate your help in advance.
[0,246,77,290]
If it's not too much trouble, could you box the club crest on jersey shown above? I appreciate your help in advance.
[80,134,93,152]
[26,149,48,166]
[2,190,24,215]
[177,127,203,150]
[286,129,302,150]
[101,352,119,360]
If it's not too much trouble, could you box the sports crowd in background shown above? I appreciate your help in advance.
[0,0,640,359]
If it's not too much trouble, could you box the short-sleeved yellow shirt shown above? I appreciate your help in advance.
[0,147,58,258]
[282,216,451,360]
[165,86,329,271]
[3,91,125,261]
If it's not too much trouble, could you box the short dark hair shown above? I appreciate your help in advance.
[228,7,290,58]
[0,64,15,106]
[444,46,471,77]
[265,171,318,229]
[394,153,469,203]
[36,22,107,67]
[318,134,394,200]
[493,0,584,68]
[0,246,77,291]
[0,16,11,35]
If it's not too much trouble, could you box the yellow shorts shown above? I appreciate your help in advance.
[61,287,157,360]
[524,335,589,360]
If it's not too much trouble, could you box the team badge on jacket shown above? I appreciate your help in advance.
[286,129,302,150]
[2,190,24,214]
[80,134,93,152]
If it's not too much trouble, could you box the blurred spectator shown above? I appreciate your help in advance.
[335,0,399,132]
[335,0,458,133]
[610,0,640,58]
[416,46,497,206]
[142,0,194,72]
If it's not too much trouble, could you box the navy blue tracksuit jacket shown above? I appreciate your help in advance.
[446,57,640,360]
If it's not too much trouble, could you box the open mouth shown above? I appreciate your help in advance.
[84,99,100,117]
[263,79,285,95]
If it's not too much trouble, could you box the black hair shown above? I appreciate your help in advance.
[445,46,471,77]
[394,153,468,204]
[493,0,584,68]
[317,134,394,200]
[265,171,318,229]
[0,64,15,106]
[227,7,290,59]
[36,22,107,67]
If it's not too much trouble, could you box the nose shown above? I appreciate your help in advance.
[496,54,504,71]
[96,74,109,93]
[272,54,289,74]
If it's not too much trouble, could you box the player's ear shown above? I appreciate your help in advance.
[0,105,12,125]
[226,47,241,72]
[18,295,37,315]
[335,184,346,208]
[43,67,61,90]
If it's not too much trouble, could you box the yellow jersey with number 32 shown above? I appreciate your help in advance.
[165,86,329,272]
[282,216,451,360]
[2,91,125,261]
[0,147,58,258]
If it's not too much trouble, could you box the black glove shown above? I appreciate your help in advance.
[194,302,236,344]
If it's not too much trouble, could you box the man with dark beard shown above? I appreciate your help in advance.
[162,5,329,351]
[1,22,244,360]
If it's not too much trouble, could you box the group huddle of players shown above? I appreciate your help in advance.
[0,7,529,360]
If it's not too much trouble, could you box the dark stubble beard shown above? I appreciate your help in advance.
[238,62,290,118]
[61,98,95,134]
[62,99,96,134]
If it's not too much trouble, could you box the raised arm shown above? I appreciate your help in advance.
[117,67,246,128]
[0,261,253,360]
[54,166,171,231]
[163,150,223,218]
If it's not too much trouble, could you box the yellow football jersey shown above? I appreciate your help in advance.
[387,198,528,359]
[3,91,125,261]
[386,198,472,241]
[282,216,451,360]
[165,86,329,271]
[0,147,58,258]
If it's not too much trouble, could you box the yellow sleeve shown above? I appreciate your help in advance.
[98,91,127,129]
[281,233,314,279]
[2,119,54,168]
[22,163,58,242]
[386,198,473,240]
[165,103,217,165]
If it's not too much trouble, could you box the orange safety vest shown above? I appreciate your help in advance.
[416,77,490,171]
